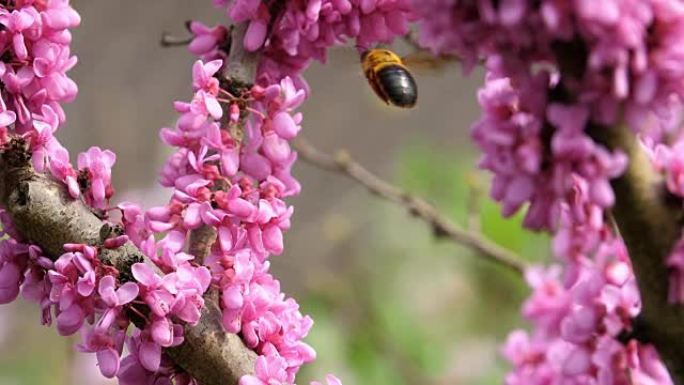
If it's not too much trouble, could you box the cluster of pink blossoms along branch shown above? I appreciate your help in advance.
[0,0,418,385]
[6,0,684,384]
[158,0,416,383]
[0,1,211,383]
[413,0,684,384]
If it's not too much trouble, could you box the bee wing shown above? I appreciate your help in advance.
[325,46,362,67]
[401,51,457,75]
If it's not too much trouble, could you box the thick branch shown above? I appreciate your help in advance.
[0,147,256,385]
[224,22,260,89]
[162,18,268,384]
[293,138,528,275]
[0,152,141,273]
[188,224,218,264]
[592,125,684,384]
[548,39,684,382]
[165,19,266,384]
[0,16,268,384]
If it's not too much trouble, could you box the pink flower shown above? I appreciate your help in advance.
[49,146,80,198]
[97,276,139,330]
[653,140,684,197]
[0,260,22,304]
[0,8,37,60]
[239,354,289,385]
[191,59,222,94]
[164,263,211,324]
[202,123,241,177]
[77,327,126,378]
[29,104,60,172]
[131,263,173,318]
[117,330,177,383]
[131,260,207,352]
[189,22,227,58]
[77,146,116,210]
[47,244,100,336]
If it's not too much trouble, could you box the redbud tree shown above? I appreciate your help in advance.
[1,1,684,385]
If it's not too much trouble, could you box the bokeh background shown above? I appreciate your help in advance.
[0,2,550,384]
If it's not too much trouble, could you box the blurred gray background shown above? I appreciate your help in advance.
[0,2,549,385]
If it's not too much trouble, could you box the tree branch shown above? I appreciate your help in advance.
[0,19,268,385]
[550,39,684,383]
[161,32,193,47]
[224,22,260,89]
[0,141,257,385]
[166,20,265,385]
[161,19,272,385]
[293,138,528,275]
[592,125,684,385]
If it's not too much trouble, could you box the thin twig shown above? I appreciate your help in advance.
[160,20,193,48]
[160,32,192,47]
[293,138,528,275]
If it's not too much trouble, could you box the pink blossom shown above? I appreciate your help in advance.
[97,276,139,330]
[29,104,61,172]
[77,327,126,378]
[77,146,116,210]
[131,263,174,318]
[652,140,684,197]
[505,236,665,385]
[192,59,222,94]
[189,22,228,59]
[48,145,80,198]
[117,330,186,384]
[667,235,684,303]
[0,240,25,304]
[239,353,289,385]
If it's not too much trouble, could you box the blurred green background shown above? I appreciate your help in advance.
[0,2,550,384]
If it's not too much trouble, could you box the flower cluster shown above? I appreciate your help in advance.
[175,1,426,383]
[136,52,316,382]
[0,0,120,209]
[0,223,212,382]
[2,0,411,382]
[411,1,684,384]
[0,1,212,382]
[117,328,198,385]
[417,0,684,248]
[503,245,671,385]
[649,140,684,304]
[7,1,682,385]
[0,0,92,328]
[472,71,627,263]
[0,1,78,179]
[415,0,684,140]
[195,0,414,91]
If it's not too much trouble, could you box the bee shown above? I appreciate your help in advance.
[361,48,418,109]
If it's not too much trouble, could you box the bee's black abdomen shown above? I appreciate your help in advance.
[377,64,417,108]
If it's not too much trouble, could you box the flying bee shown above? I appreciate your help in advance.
[361,48,418,109]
